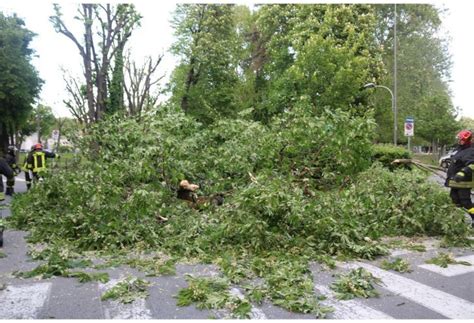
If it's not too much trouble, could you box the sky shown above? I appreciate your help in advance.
[1,0,473,119]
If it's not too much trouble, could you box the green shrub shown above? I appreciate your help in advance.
[371,144,411,170]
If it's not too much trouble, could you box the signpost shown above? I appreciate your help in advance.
[404,117,414,151]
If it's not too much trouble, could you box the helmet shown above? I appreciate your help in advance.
[34,143,43,150]
[457,130,472,145]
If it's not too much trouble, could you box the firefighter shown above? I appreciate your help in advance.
[25,143,59,186]
[0,157,14,201]
[4,146,21,195]
[22,145,35,190]
[445,129,474,226]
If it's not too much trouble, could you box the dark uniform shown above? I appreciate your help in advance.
[0,157,14,201]
[4,146,20,195]
[445,130,474,224]
[22,147,34,190]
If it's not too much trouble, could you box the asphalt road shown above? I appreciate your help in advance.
[0,174,473,319]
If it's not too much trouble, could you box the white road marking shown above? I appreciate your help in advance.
[229,287,267,319]
[418,254,474,277]
[315,284,393,319]
[0,282,52,319]
[389,242,436,257]
[99,279,152,319]
[340,262,474,319]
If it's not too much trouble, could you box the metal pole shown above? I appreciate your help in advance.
[393,3,398,146]
[408,136,411,152]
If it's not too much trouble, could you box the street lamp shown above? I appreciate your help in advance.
[363,82,397,145]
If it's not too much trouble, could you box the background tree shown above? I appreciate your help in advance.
[54,117,81,152]
[169,4,241,125]
[31,104,56,144]
[459,117,474,132]
[244,4,384,123]
[415,94,459,150]
[124,52,164,119]
[50,4,141,125]
[372,4,454,147]
[108,39,125,115]
[0,13,42,152]
[62,70,89,126]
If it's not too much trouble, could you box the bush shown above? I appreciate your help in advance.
[371,144,411,170]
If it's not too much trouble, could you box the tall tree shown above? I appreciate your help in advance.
[247,4,384,123]
[124,52,164,119]
[372,4,454,145]
[169,4,241,125]
[50,4,141,125]
[62,69,89,126]
[0,13,42,152]
[31,104,56,144]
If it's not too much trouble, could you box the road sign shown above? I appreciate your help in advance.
[404,117,414,137]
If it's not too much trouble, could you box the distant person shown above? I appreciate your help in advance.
[22,145,35,190]
[4,146,21,195]
[25,143,59,186]
[445,130,474,226]
[0,157,14,201]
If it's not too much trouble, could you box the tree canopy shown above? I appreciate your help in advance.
[0,12,42,152]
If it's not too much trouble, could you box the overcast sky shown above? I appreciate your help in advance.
[1,0,473,119]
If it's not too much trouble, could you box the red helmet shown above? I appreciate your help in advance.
[34,143,43,150]
[457,130,472,145]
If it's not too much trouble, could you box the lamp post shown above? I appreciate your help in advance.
[363,82,397,145]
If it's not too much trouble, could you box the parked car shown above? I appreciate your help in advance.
[439,149,457,169]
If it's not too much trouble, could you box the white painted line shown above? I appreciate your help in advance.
[418,254,474,277]
[340,262,474,319]
[0,282,52,319]
[229,287,267,319]
[315,284,393,319]
[389,242,436,257]
[99,279,152,319]
[390,249,410,257]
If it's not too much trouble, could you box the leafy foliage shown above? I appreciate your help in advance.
[101,276,150,304]
[371,144,411,169]
[176,275,252,319]
[385,239,427,252]
[3,4,468,317]
[330,267,382,300]
[425,253,472,268]
[67,271,110,283]
[380,258,412,273]
[15,246,108,281]
[250,5,383,123]
[170,4,241,124]
[10,106,471,259]
[126,256,176,276]
[0,12,42,150]
[372,4,456,146]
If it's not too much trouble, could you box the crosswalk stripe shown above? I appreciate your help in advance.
[0,282,52,319]
[340,262,474,319]
[99,279,152,319]
[229,287,267,319]
[418,254,474,277]
[314,284,393,319]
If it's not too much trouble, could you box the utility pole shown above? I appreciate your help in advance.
[393,3,398,146]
